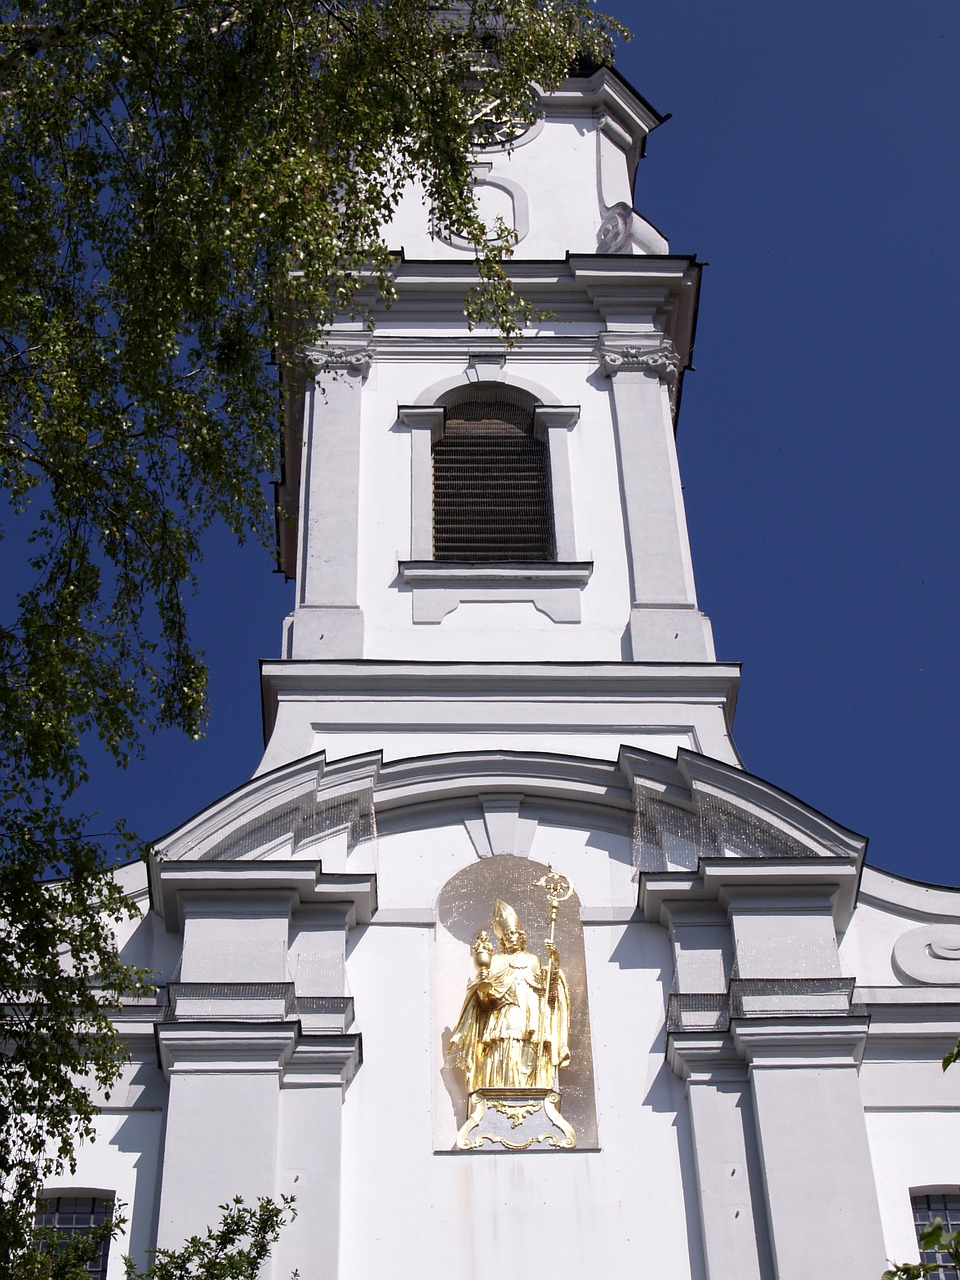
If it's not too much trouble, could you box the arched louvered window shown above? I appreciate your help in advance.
[432,387,555,562]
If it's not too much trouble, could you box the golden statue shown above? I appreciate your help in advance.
[449,869,576,1149]
[450,899,571,1090]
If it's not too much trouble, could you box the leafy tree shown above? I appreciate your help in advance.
[25,1196,294,1279]
[0,0,621,1267]
[24,1195,120,1280]
[122,1197,296,1280]
[883,1219,960,1280]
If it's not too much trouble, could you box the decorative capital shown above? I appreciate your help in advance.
[313,342,373,379]
[597,337,682,386]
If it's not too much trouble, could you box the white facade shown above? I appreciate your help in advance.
[63,66,960,1280]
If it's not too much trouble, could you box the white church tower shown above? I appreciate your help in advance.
[65,64,960,1280]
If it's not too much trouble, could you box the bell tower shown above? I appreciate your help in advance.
[91,58,952,1280]
[265,65,739,777]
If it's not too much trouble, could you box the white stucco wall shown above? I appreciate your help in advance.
[44,1109,164,1280]
[339,813,703,1280]
[381,105,652,262]
[867,1109,960,1265]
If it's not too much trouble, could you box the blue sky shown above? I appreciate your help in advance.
[78,0,960,885]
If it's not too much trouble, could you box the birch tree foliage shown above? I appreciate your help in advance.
[0,0,621,1266]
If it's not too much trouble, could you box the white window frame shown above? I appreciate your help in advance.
[397,388,592,623]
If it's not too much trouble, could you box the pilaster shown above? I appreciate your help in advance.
[154,1023,297,1248]
[668,1035,773,1280]
[597,334,715,661]
[273,1037,361,1280]
[734,1020,887,1280]
[287,343,372,658]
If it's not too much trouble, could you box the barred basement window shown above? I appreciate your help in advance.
[431,387,555,562]
[912,1191,960,1278]
[35,1194,114,1280]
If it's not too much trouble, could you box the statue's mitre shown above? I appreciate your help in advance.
[493,899,522,939]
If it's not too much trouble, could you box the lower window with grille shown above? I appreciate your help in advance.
[913,1191,960,1278]
[35,1194,114,1280]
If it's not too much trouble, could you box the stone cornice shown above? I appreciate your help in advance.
[260,661,740,769]
[641,860,861,930]
[154,750,381,864]
[676,752,867,861]
[858,865,960,918]
[666,1032,749,1085]
[284,1034,362,1088]
[540,67,664,144]
[733,1017,870,1068]
[151,860,377,932]
[156,1022,298,1076]
[360,257,701,354]
[155,1021,361,1090]
[626,746,866,882]
[262,659,740,705]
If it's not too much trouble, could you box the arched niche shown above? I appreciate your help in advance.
[433,854,597,1150]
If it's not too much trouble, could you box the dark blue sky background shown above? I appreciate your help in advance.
[75,0,960,885]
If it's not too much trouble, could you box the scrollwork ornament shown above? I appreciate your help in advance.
[597,338,682,411]
[892,924,960,985]
[314,344,373,379]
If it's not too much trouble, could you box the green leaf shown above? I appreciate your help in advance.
[0,0,627,1260]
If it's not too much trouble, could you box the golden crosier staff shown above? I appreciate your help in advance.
[534,865,573,1080]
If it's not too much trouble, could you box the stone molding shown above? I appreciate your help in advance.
[642,859,862,930]
[151,860,378,931]
[156,1023,298,1075]
[161,985,355,1033]
[156,1021,361,1089]
[666,1032,750,1086]
[284,1034,362,1087]
[732,1017,870,1069]
[665,978,859,1036]
[396,561,594,623]
[165,981,296,1023]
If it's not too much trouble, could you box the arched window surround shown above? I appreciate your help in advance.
[397,368,592,623]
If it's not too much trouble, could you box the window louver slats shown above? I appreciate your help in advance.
[432,398,555,562]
